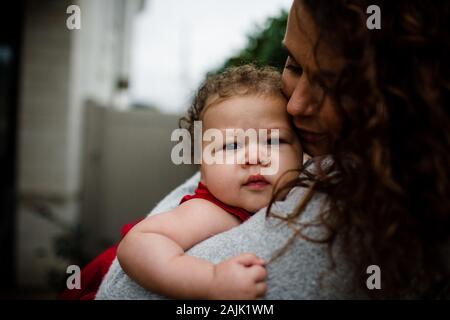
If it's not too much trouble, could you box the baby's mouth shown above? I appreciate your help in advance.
[243,174,270,189]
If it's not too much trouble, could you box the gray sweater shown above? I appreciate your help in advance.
[96,159,367,299]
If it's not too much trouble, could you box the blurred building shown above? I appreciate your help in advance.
[1,0,196,297]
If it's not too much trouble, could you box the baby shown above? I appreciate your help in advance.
[117,65,302,299]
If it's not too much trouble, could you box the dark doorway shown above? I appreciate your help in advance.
[0,1,24,290]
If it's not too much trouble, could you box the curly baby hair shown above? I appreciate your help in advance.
[179,64,285,156]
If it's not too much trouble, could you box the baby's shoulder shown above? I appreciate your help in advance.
[176,198,228,216]
[175,198,241,227]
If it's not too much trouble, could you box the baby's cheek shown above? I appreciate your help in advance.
[204,164,241,201]
[276,148,298,171]
[201,164,227,191]
[288,145,303,169]
[273,149,301,182]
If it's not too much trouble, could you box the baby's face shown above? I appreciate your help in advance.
[200,94,302,212]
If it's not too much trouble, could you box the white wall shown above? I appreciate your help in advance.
[81,104,196,256]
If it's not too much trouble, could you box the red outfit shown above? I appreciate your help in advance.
[59,220,141,300]
[60,182,251,300]
[180,182,252,222]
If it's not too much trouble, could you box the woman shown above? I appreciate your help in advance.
[96,0,449,299]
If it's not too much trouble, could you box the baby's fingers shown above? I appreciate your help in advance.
[255,282,267,298]
[249,265,267,282]
[234,253,264,267]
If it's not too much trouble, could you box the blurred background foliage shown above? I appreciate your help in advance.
[217,10,288,73]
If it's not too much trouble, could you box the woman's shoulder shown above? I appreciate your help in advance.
[149,171,201,216]
[269,155,333,221]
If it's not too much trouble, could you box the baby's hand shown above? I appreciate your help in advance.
[208,253,267,300]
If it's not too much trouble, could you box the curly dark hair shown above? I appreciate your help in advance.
[267,0,450,298]
[179,64,285,161]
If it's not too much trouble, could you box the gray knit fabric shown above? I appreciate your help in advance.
[96,159,368,299]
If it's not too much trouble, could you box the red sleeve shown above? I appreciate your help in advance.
[180,182,252,222]
[59,219,142,300]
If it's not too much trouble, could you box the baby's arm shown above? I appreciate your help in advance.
[117,199,267,299]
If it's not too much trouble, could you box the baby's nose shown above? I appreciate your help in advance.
[243,143,271,166]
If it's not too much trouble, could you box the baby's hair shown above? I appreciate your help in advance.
[179,64,284,152]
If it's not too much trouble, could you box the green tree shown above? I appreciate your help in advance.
[217,10,288,73]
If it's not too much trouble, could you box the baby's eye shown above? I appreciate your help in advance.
[266,138,284,145]
[224,142,242,150]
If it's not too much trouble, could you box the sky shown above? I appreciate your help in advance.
[129,0,293,114]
